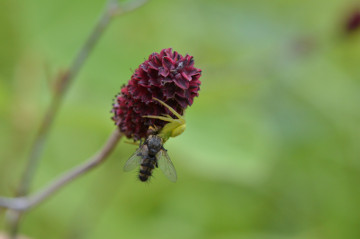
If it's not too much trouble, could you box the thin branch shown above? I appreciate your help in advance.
[1,129,123,211]
[8,0,147,236]
[17,0,148,197]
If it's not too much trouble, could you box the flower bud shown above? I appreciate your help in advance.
[112,48,202,140]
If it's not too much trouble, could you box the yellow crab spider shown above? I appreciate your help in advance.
[143,98,186,142]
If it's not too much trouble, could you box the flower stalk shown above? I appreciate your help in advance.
[5,0,148,237]
[0,129,123,211]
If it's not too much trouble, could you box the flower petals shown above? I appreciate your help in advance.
[112,48,202,140]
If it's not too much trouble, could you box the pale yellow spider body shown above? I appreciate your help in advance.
[143,98,186,142]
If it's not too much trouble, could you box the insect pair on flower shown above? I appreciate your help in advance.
[123,98,185,182]
[111,48,202,182]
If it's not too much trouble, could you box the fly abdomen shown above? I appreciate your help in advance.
[139,157,156,182]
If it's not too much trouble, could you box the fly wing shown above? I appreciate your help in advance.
[123,147,143,172]
[157,149,177,182]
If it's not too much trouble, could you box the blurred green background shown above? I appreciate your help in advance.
[1,0,360,238]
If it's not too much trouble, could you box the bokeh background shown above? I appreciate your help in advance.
[1,0,360,238]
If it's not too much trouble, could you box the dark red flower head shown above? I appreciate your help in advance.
[345,8,360,34]
[112,48,202,140]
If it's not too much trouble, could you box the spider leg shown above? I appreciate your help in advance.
[124,140,140,146]
[142,115,174,122]
[152,98,185,121]
[142,98,187,140]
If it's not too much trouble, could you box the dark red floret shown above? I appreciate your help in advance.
[112,48,202,140]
